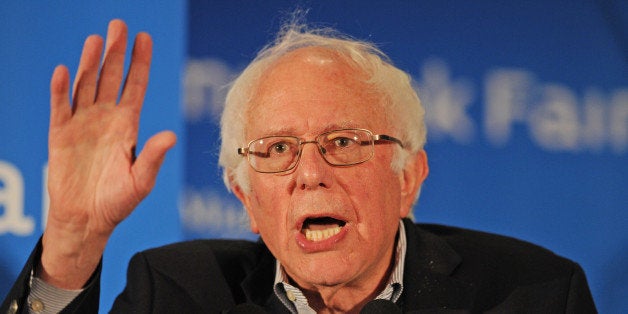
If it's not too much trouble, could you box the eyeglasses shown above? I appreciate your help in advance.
[237,128,404,173]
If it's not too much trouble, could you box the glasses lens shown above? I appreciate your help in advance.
[319,129,374,165]
[248,136,299,172]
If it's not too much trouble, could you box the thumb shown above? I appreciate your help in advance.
[132,130,177,198]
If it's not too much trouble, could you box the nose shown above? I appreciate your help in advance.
[294,141,333,190]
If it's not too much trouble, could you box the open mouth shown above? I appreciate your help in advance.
[301,217,346,242]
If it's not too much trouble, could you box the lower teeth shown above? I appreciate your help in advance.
[305,226,342,241]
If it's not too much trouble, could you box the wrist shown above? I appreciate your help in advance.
[39,223,110,289]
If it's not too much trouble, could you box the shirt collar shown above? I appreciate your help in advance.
[273,220,407,313]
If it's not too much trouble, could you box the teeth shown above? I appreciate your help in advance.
[305,226,342,242]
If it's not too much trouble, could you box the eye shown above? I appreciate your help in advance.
[270,142,292,155]
[332,136,357,148]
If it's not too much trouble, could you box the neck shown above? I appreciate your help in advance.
[291,246,396,313]
[301,278,388,313]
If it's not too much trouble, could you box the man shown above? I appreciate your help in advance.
[2,19,596,313]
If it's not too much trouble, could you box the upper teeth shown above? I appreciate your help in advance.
[305,226,341,242]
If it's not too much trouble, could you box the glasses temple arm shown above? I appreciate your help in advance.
[373,134,405,148]
[237,148,271,158]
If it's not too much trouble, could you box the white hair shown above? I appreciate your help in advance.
[218,23,426,196]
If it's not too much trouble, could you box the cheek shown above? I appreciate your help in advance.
[247,175,290,233]
[348,165,402,224]
[248,172,284,204]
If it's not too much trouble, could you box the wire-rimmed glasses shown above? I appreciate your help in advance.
[237,128,404,173]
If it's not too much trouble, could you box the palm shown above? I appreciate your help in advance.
[48,103,144,233]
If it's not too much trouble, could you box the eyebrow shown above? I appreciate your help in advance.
[253,127,297,138]
[253,121,364,138]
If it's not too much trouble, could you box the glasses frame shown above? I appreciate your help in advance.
[237,128,404,173]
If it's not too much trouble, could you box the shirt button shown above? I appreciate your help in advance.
[8,300,18,314]
[30,298,45,312]
[286,290,296,302]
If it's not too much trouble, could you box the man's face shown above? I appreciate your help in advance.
[234,47,425,291]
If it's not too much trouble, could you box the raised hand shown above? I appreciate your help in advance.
[40,19,176,289]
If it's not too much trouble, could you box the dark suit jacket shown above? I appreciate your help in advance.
[2,219,596,313]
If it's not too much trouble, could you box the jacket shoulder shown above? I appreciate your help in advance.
[138,239,269,284]
[417,223,574,271]
[411,223,595,311]
[111,239,270,312]
[141,239,265,264]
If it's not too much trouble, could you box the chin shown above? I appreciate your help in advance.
[293,256,357,287]
[302,272,353,288]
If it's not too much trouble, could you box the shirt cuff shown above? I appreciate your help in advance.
[27,276,83,314]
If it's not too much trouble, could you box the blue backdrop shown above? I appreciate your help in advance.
[1,1,626,313]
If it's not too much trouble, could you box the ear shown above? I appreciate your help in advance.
[398,150,429,218]
[229,172,260,234]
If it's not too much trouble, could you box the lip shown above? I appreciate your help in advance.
[295,215,350,253]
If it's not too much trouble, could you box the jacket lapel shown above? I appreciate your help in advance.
[238,243,291,313]
[239,243,275,304]
[400,219,476,313]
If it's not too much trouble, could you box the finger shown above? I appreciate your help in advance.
[95,19,128,105]
[132,131,177,198]
[119,32,152,113]
[50,65,71,128]
[72,35,104,112]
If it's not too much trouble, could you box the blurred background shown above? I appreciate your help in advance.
[1,1,626,312]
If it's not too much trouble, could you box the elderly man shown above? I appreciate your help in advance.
[2,20,595,313]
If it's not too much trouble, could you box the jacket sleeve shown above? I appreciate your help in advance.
[0,238,101,314]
